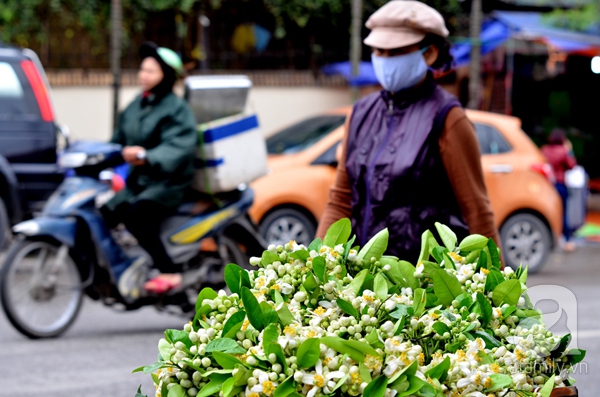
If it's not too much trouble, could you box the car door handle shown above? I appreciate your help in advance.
[489,164,513,174]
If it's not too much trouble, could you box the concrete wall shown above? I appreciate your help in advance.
[51,86,352,142]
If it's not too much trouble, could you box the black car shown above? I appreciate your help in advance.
[0,45,64,247]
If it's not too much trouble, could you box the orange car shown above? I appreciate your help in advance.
[249,108,562,273]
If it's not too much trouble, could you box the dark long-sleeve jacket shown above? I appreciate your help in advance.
[105,92,197,211]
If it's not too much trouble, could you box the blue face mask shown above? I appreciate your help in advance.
[371,48,429,93]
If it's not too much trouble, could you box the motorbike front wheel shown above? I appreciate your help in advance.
[0,239,83,338]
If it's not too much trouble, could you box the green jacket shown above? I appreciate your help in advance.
[105,92,198,211]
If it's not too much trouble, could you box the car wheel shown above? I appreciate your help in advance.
[260,208,316,247]
[500,213,552,273]
[0,197,10,250]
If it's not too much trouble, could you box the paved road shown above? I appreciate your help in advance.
[0,245,598,397]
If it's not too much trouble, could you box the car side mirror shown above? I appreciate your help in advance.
[57,124,71,149]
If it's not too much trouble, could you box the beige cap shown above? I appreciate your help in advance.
[364,1,449,49]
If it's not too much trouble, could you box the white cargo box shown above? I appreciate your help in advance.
[191,113,268,193]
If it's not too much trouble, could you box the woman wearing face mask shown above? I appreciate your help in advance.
[101,42,197,299]
[316,1,500,263]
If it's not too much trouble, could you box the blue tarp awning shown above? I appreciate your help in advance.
[323,11,600,86]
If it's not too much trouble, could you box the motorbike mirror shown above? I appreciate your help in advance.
[57,124,71,148]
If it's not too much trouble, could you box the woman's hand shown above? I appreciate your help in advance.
[122,146,147,166]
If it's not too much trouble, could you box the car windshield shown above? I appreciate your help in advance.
[266,115,346,154]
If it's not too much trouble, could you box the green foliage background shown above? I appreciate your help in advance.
[0,0,465,68]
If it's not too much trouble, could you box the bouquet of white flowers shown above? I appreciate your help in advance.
[134,219,584,397]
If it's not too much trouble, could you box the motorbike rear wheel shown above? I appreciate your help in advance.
[0,239,83,338]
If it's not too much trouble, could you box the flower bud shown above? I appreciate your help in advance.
[201,357,211,368]
[294,371,304,382]
[246,356,257,366]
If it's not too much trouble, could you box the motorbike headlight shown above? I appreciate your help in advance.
[59,152,87,168]
[13,220,40,235]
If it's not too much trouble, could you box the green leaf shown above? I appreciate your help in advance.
[241,286,264,331]
[222,310,247,337]
[221,377,240,397]
[502,305,517,318]
[158,338,172,362]
[323,218,352,247]
[393,316,405,336]
[333,373,349,392]
[475,250,488,272]
[398,375,427,397]
[566,348,586,364]
[389,359,418,384]
[423,262,463,306]
[470,331,502,348]
[412,288,427,317]
[263,323,280,352]
[260,301,279,326]
[139,362,164,374]
[435,222,457,251]
[289,250,310,262]
[308,238,322,252]
[296,338,321,368]
[223,322,244,340]
[357,228,389,262]
[487,238,501,269]
[431,246,448,265]
[269,342,288,372]
[385,260,419,290]
[365,329,384,349]
[476,292,493,327]
[206,338,246,354]
[274,376,296,397]
[363,376,388,397]
[432,322,450,336]
[164,329,192,349]
[349,269,369,296]
[167,384,186,397]
[551,334,572,358]
[484,269,505,293]
[224,264,251,295]
[417,230,435,264]
[464,249,481,265]
[212,351,243,369]
[261,250,280,266]
[135,385,149,397]
[484,374,513,392]
[539,375,555,397]
[455,293,473,309]
[425,356,450,382]
[196,376,228,397]
[196,287,218,312]
[276,302,296,326]
[343,339,381,357]
[492,279,522,307]
[359,362,373,383]
[312,256,327,283]
[519,266,529,284]
[374,273,388,300]
[337,298,359,319]
[390,304,414,319]
[320,336,372,363]
[458,234,488,252]
[303,272,319,292]
[518,316,541,330]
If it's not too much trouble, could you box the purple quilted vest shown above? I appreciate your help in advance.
[345,75,468,263]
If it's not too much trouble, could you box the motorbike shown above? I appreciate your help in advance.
[0,141,265,339]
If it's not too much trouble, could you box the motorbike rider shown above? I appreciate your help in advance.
[101,42,197,299]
